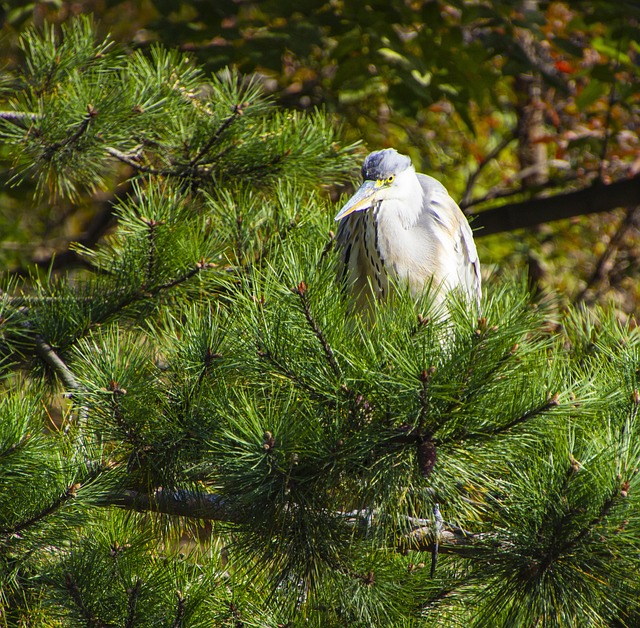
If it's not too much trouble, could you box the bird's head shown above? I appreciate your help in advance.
[334,148,414,221]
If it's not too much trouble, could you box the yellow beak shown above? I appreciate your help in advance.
[334,180,379,221]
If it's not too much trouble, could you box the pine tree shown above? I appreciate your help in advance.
[1,17,640,627]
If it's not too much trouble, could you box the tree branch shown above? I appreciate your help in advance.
[34,335,81,393]
[257,345,332,402]
[109,489,243,523]
[397,525,480,557]
[108,488,483,556]
[125,578,142,628]
[105,146,162,175]
[440,393,560,446]
[171,594,187,628]
[470,175,640,237]
[43,105,97,158]
[34,333,91,431]
[98,262,211,324]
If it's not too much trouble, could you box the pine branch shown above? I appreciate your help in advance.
[445,332,520,412]
[65,573,109,628]
[0,433,33,459]
[156,263,210,292]
[230,151,288,179]
[396,525,482,557]
[141,217,162,288]
[416,368,438,477]
[171,594,186,628]
[34,334,89,430]
[294,281,342,380]
[108,488,484,556]
[0,483,78,538]
[557,486,621,558]
[92,261,213,328]
[417,367,436,433]
[234,212,245,266]
[125,578,142,628]
[524,483,623,580]
[256,345,330,400]
[440,393,560,446]
[107,381,146,453]
[188,104,244,168]
[43,104,97,159]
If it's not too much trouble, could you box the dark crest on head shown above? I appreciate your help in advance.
[362,148,412,181]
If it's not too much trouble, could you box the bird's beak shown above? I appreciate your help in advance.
[334,180,379,221]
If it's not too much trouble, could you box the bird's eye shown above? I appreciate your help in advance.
[386,175,395,184]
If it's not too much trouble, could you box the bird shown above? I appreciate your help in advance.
[334,148,481,312]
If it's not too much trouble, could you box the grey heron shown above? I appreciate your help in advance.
[334,148,481,312]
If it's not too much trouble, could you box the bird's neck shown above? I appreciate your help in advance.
[379,168,423,229]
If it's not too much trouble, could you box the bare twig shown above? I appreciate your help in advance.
[575,205,640,303]
[461,132,516,206]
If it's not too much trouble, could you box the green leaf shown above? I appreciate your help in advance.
[575,79,607,110]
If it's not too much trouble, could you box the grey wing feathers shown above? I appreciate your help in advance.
[418,174,482,308]
[457,212,482,309]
